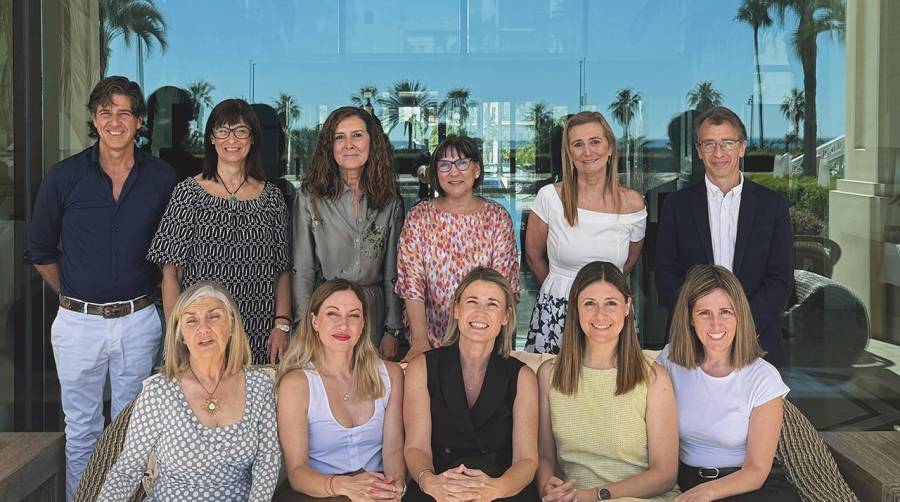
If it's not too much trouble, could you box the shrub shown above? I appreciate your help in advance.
[790,207,825,236]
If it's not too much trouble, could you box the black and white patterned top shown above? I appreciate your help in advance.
[98,368,281,501]
[147,178,292,363]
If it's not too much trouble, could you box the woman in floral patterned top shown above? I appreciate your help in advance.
[396,136,520,362]
[292,107,405,359]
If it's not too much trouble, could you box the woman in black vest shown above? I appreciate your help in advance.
[403,267,539,502]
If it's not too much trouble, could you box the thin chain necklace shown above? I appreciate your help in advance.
[216,172,248,207]
[463,366,487,392]
[189,366,224,415]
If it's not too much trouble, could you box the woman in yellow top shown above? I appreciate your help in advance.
[536,261,680,501]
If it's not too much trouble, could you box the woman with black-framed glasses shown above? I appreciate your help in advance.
[396,135,520,362]
[148,98,293,365]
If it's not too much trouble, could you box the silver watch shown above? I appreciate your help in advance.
[274,324,291,333]
[597,487,611,500]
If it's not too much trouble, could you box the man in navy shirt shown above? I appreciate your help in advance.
[25,76,176,499]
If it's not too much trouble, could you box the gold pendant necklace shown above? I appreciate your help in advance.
[190,367,224,415]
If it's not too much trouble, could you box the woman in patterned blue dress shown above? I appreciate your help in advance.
[148,99,292,364]
[99,281,281,501]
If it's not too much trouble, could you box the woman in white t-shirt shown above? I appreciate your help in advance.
[274,279,406,501]
[524,111,647,354]
[656,265,800,502]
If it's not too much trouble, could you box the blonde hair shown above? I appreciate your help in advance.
[276,279,384,399]
[668,265,765,369]
[161,281,251,380]
[551,261,648,396]
[443,267,517,357]
[559,111,622,226]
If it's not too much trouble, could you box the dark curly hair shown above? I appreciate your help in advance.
[301,107,398,210]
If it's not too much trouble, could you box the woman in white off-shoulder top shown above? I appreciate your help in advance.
[525,111,647,354]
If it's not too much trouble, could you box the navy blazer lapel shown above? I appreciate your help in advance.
[688,183,715,264]
[733,179,758,273]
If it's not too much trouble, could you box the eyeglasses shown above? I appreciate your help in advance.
[697,139,743,153]
[436,158,473,173]
[212,126,252,140]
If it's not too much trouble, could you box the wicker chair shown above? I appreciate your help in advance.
[72,399,145,502]
[777,399,858,501]
[783,270,870,367]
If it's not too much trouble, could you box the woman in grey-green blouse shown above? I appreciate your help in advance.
[292,106,405,359]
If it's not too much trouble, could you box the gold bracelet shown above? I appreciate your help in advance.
[416,468,433,486]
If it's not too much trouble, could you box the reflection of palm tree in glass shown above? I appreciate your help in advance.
[736,0,772,148]
[438,88,474,135]
[273,92,300,169]
[186,80,215,129]
[780,88,805,153]
[769,0,845,174]
[379,80,436,150]
[609,88,642,179]
[686,81,724,112]
[526,102,554,169]
[99,0,168,77]
[350,84,379,115]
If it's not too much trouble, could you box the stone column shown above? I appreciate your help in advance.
[829,0,900,343]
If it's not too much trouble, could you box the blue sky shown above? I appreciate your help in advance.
[108,0,846,142]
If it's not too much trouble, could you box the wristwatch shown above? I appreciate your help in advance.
[273,324,291,333]
[597,487,611,500]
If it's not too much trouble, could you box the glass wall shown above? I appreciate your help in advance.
[6,0,899,432]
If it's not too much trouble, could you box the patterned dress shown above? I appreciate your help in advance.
[98,368,282,501]
[525,185,646,353]
[147,178,292,363]
[395,199,520,346]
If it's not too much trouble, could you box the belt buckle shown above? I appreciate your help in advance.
[698,467,720,479]
[102,304,127,318]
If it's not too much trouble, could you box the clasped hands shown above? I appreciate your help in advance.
[540,476,580,502]
[422,464,502,502]
[335,471,405,502]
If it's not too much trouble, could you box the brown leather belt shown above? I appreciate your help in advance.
[58,295,154,319]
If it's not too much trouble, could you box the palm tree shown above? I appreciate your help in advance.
[686,81,724,112]
[99,0,168,77]
[768,0,845,174]
[609,88,642,177]
[378,80,437,149]
[736,0,773,148]
[350,84,379,115]
[780,88,805,152]
[186,80,215,129]
[273,92,300,167]
[438,87,474,134]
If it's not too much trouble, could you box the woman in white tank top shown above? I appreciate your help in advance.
[274,279,406,501]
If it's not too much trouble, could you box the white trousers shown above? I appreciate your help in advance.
[51,304,162,501]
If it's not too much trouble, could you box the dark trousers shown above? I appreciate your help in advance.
[677,462,802,501]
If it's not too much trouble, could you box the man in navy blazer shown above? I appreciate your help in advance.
[656,107,793,366]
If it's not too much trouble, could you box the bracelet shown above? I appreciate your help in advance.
[273,315,292,324]
[416,468,433,486]
[325,475,336,496]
